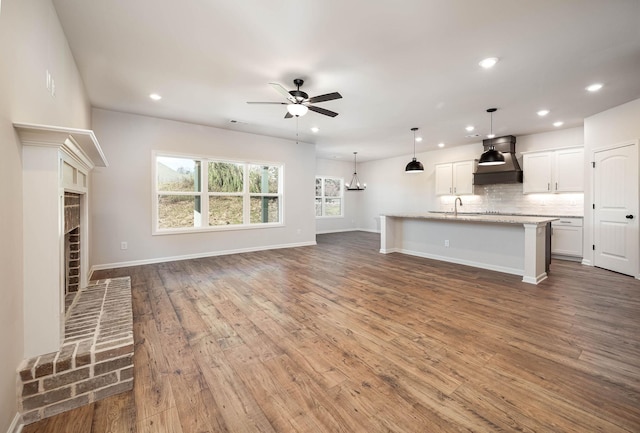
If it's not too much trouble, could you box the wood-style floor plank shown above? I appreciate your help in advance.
[25,232,640,432]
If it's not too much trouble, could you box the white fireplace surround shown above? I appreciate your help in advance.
[15,123,107,358]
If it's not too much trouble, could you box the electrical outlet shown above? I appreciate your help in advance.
[444,240,450,247]
[120,242,128,250]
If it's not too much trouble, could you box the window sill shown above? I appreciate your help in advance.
[153,222,284,236]
[316,215,344,219]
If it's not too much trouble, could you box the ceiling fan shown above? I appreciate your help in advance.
[247,78,342,118]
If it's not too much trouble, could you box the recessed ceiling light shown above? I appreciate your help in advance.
[438,143,445,148]
[310,127,319,133]
[465,126,475,132]
[479,57,499,69]
[149,93,162,101]
[586,83,603,92]
[537,110,550,117]
[415,137,423,142]
[553,121,564,127]
[487,134,496,139]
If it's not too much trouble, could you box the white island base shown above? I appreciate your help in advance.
[380,214,558,285]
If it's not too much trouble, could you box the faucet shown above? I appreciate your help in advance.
[454,196,463,216]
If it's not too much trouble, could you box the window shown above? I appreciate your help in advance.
[154,153,283,233]
[315,176,344,217]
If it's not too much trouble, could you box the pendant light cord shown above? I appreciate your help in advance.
[490,111,493,138]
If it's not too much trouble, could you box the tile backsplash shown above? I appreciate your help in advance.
[438,183,584,216]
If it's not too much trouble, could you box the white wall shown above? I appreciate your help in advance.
[0,0,91,430]
[315,158,360,233]
[356,127,584,232]
[90,109,316,269]
[583,98,640,264]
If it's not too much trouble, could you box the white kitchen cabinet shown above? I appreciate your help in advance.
[435,160,475,195]
[554,148,584,192]
[523,147,584,194]
[551,217,583,260]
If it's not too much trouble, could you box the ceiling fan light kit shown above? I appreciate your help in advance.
[345,152,366,191]
[478,108,506,166]
[248,78,342,118]
[405,127,424,173]
[287,104,308,117]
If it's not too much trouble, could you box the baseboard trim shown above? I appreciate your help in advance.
[395,248,523,277]
[356,227,381,233]
[581,259,593,266]
[315,228,359,234]
[315,228,381,234]
[7,413,22,433]
[89,241,317,277]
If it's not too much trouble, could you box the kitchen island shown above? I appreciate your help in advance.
[380,213,558,284]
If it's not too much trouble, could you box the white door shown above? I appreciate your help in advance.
[593,142,639,277]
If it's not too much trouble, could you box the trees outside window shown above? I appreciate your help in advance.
[315,176,343,217]
[155,154,283,233]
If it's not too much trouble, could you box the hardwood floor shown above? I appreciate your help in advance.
[24,231,640,432]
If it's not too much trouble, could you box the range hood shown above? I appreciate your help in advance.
[474,135,523,185]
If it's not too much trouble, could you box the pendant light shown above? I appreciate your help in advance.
[478,108,506,166]
[345,152,366,191]
[405,127,424,173]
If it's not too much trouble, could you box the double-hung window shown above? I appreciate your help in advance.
[315,176,344,217]
[154,153,283,233]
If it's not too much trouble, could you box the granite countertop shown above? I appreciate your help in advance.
[429,211,583,219]
[382,213,558,225]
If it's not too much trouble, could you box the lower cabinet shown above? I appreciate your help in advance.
[551,217,583,261]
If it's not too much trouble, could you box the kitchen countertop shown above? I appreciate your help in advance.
[428,211,583,219]
[382,213,558,225]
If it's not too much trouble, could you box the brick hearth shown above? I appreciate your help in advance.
[17,277,133,424]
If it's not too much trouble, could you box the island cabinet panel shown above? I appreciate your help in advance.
[380,213,557,284]
[523,147,584,194]
[435,160,475,195]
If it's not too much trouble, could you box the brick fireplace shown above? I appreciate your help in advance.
[15,123,108,357]
[14,124,133,424]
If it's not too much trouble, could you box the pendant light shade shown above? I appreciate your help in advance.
[405,127,424,173]
[345,152,366,191]
[478,108,506,166]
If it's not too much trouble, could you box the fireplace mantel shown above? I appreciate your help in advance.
[15,123,107,358]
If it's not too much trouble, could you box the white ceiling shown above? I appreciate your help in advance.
[52,0,640,161]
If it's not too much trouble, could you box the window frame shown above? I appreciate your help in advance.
[315,175,344,218]
[152,151,284,235]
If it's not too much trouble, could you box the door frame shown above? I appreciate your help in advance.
[590,139,640,279]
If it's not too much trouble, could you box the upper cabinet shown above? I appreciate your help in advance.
[435,160,476,195]
[522,147,584,194]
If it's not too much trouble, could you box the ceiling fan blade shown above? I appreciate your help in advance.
[308,92,342,104]
[269,82,296,103]
[308,105,339,117]
[284,112,293,119]
[246,101,287,104]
